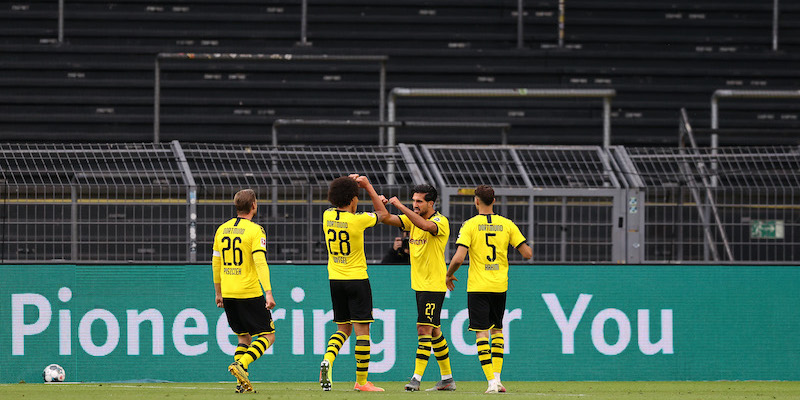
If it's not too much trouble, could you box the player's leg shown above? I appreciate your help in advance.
[351,279,383,392]
[234,331,252,359]
[232,297,275,393]
[223,298,255,392]
[428,325,456,391]
[468,293,498,393]
[321,280,353,391]
[489,292,507,392]
[412,323,433,385]
[491,328,505,392]
[238,332,275,370]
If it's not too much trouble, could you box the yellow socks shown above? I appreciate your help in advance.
[239,336,271,370]
[431,333,452,377]
[324,330,348,365]
[476,337,494,381]
[491,332,504,379]
[354,335,371,385]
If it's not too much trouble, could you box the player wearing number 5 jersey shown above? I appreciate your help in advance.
[319,174,389,392]
[446,184,532,394]
[212,189,275,393]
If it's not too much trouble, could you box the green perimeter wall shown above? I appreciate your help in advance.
[1,264,799,383]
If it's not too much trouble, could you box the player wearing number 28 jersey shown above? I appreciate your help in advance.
[319,174,389,392]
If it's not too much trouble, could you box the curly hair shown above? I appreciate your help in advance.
[412,184,437,203]
[328,176,359,208]
[475,184,495,206]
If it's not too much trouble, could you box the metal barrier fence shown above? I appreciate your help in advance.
[1,142,799,264]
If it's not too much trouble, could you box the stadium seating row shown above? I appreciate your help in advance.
[0,0,798,145]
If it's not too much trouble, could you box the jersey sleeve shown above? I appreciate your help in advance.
[251,224,268,257]
[251,225,271,292]
[356,211,379,229]
[509,221,527,248]
[430,214,449,237]
[455,220,473,248]
[212,230,222,284]
[398,214,411,232]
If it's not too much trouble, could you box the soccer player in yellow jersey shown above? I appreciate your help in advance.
[445,185,532,394]
[381,184,456,392]
[212,189,276,394]
[319,174,389,392]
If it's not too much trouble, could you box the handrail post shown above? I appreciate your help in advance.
[558,0,565,48]
[379,59,387,146]
[299,0,310,46]
[603,95,611,148]
[773,0,779,51]
[154,56,161,143]
[517,0,524,49]
[58,0,64,44]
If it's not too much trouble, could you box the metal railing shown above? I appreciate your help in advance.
[271,119,510,147]
[2,142,799,265]
[387,88,616,148]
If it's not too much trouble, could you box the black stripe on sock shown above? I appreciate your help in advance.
[356,367,369,372]
[245,350,258,360]
[356,340,370,346]
[416,354,430,360]
[431,336,445,345]
[355,350,370,356]
[492,352,504,358]
[435,353,449,361]
[481,358,493,365]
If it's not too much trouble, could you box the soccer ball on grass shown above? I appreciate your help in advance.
[42,364,65,383]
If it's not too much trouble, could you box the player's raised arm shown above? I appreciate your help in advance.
[355,175,390,223]
[377,195,403,227]
[388,196,438,233]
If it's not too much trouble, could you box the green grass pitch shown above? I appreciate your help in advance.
[3,381,800,400]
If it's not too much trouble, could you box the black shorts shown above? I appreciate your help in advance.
[330,279,374,324]
[223,296,275,336]
[468,292,507,331]
[416,291,446,327]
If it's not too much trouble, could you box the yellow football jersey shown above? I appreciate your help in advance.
[455,214,526,293]
[212,217,271,298]
[399,211,449,292]
[323,208,379,280]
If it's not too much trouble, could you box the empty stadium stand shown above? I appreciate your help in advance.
[0,0,798,145]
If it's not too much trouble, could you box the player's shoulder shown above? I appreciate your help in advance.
[246,219,266,234]
[495,214,519,227]
[461,214,481,226]
[214,218,234,232]
[430,211,449,223]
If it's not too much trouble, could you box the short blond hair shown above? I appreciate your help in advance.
[234,189,256,213]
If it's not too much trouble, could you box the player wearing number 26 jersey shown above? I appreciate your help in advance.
[319,175,390,392]
[212,189,276,394]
